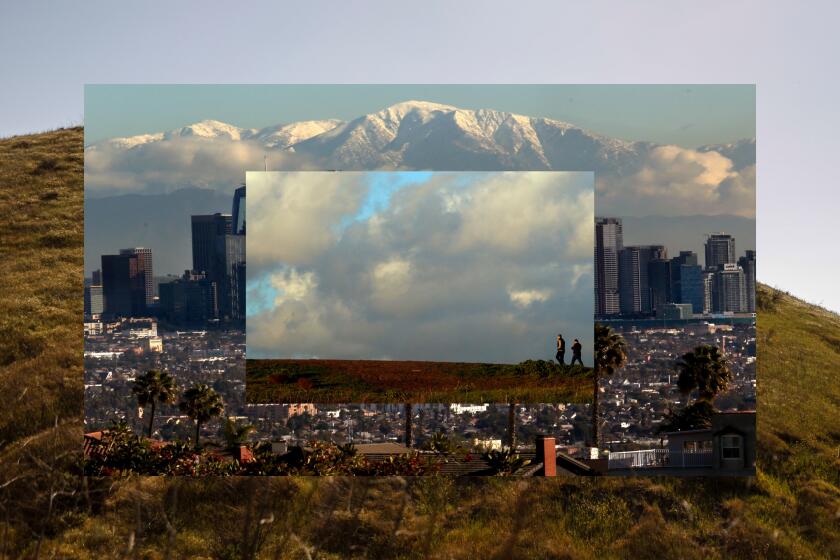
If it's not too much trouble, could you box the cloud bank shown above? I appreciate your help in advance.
[246,172,594,364]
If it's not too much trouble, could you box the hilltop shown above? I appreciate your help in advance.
[0,128,836,559]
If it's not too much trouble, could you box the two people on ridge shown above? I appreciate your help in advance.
[556,333,583,367]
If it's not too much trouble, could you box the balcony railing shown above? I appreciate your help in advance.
[608,448,713,469]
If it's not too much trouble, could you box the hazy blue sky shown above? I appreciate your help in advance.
[2,0,839,312]
[84,84,754,147]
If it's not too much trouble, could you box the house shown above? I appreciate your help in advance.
[607,411,756,476]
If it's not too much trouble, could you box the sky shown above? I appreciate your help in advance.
[246,172,594,363]
[2,0,839,311]
[82,84,754,148]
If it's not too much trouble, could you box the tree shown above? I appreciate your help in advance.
[676,345,732,403]
[593,324,628,449]
[131,370,177,438]
[661,345,732,432]
[507,402,517,450]
[179,384,224,449]
[222,417,255,451]
[404,403,413,448]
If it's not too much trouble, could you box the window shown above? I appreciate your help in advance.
[720,434,742,459]
[683,440,712,452]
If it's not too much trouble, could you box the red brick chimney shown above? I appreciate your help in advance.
[235,445,255,463]
[536,435,556,477]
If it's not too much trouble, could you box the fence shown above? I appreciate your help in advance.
[608,448,713,470]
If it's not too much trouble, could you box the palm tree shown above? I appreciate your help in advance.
[404,402,413,448]
[222,417,255,451]
[676,345,731,403]
[507,402,517,450]
[179,384,224,449]
[593,324,627,449]
[131,370,177,438]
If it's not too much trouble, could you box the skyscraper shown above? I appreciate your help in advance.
[159,270,218,326]
[669,251,698,303]
[119,248,154,306]
[84,285,104,318]
[705,233,736,269]
[738,250,756,313]
[595,217,623,316]
[232,184,246,235]
[648,257,672,315]
[191,213,232,280]
[216,234,245,322]
[619,245,667,315]
[101,252,148,317]
[680,264,707,315]
[712,263,746,313]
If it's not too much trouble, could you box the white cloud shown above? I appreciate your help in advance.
[508,288,552,308]
[597,145,755,217]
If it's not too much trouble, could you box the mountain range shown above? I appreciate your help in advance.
[85,100,756,274]
[90,100,754,174]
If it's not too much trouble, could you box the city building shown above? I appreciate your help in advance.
[120,248,154,306]
[669,251,698,303]
[595,217,623,316]
[619,245,666,315]
[738,250,756,313]
[705,233,736,269]
[191,213,232,281]
[159,270,218,326]
[680,264,708,315]
[647,258,672,314]
[656,303,694,320]
[84,285,104,318]
[101,251,150,318]
[232,184,246,235]
[217,234,245,323]
[712,263,747,313]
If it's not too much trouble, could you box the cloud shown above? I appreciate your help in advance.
[597,145,755,217]
[84,136,308,197]
[247,172,368,268]
[247,172,594,363]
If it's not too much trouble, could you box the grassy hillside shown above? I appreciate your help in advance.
[0,128,838,559]
[247,359,593,403]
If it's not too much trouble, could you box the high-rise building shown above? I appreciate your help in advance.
[217,234,245,322]
[91,269,102,286]
[84,285,104,317]
[705,233,736,269]
[738,250,756,313]
[619,245,667,315]
[703,271,714,314]
[191,213,232,279]
[712,263,746,313]
[232,184,246,235]
[101,252,147,317]
[159,270,218,326]
[680,264,707,315]
[648,258,672,314]
[669,251,698,303]
[119,248,154,306]
[595,217,623,316]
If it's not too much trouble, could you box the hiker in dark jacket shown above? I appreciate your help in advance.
[555,334,566,365]
[570,339,584,366]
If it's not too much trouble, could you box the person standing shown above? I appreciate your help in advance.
[555,334,566,365]
[570,338,584,366]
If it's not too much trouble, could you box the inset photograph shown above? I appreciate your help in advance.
[246,171,594,403]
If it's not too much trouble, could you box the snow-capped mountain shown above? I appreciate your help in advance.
[88,101,668,175]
